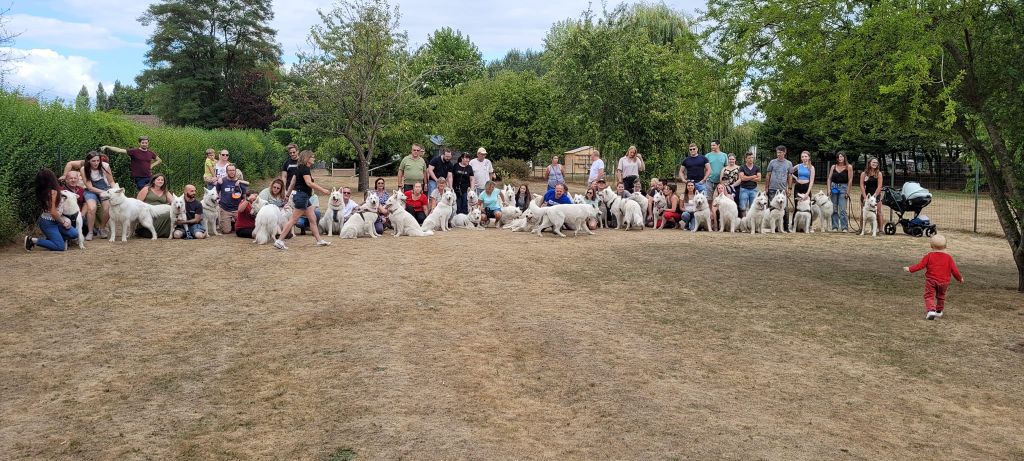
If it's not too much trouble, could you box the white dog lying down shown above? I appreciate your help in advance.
[690,192,712,232]
[451,208,485,230]
[714,192,739,233]
[101,184,158,242]
[201,187,220,236]
[421,188,456,232]
[58,190,85,249]
[339,193,381,239]
[385,191,433,237]
[793,193,813,233]
[811,190,834,232]
[738,191,770,234]
[528,203,599,237]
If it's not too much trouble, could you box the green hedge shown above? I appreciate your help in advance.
[0,92,284,242]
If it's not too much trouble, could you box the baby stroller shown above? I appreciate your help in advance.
[880,182,938,237]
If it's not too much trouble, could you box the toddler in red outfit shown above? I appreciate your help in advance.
[903,234,964,320]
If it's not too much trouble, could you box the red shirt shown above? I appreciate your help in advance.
[61,185,85,208]
[128,148,157,177]
[908,251,963,284]
[235,201,256,230]
[404,190,428,213]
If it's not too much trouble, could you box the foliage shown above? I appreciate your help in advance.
[270,128,298,146]
[412,27,484,97]
[138,0,281,128]
[0,91,283,242]
[493,158,531,181]
[74,85,89,112]
[705,0,1024,290]
[108,80,149,115]
[95,83,108,111]
[486,49,546,77]
[274,0,423,191]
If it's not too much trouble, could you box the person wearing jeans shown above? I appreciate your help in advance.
[25,168,79,252]
[827,152,853,232]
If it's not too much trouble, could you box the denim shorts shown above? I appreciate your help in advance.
[84,178,110,202]
[293,190,310,210]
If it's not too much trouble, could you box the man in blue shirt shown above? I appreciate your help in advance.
[543,183,573,206]
[678,143,710,193]
[705,140,728,195]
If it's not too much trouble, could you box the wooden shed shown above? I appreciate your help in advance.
[563,146,596,179]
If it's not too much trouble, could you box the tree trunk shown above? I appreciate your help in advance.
[357,152,370,192]
[1017,247,1024,292]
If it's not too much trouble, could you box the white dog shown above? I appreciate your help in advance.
[339,193,381,239]
[58,190,85,249]
[318,188,346,236]
[764,190,787,233]
[629,192,649,224]
[572,193,585,204]
[713,193,739,233]
[171,193,188,229]
[252,197,288,245]
[739,191,770,234]
[452,208,485,230]
[466,189,479,209]
[650,191,668,229]
[385,191,433,237]
[690,192,712,232]
[422,188,456,232]
[599,187,644,230]
[530,204,598,237]
[793,193,813,233]
[861,195,879,237]
[811,190,834,232]
[200,187,220,236]
[101,184,157,242]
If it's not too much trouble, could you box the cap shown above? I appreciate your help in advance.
[476,147,487,155]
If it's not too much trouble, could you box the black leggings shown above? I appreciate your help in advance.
[406,206,426,224]
[794,182,810,196]
[623,175,638,192]
[236,228,254,238]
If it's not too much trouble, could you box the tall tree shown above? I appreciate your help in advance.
[74,85,90,111]
[138,0,281,128]
[706,0,1024,291]
[486,49,546,77]
[274,0,424,191]
[411,27,484,97]
[108,80,149,114]
[95,83,108,111]
[0,5,18,83]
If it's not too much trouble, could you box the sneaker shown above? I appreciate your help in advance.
[934,311,943,318]
[926,310,939,320]
[315,239,331,246]
[97,228,109,238]
[273,239,288,250]
[85,232,93,241]
[24,236,34,251]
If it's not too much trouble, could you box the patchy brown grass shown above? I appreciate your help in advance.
[1,173,1021,460]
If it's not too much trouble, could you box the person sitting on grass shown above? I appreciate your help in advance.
[79,151,114,240]
[259,179,288,207]
[235,192,258,239]
[135,173,174,238]
[429,177,450,213]
[660,183,681,229]
[478,181,505,227]
[904,234,964,320]
[543,183,573,206]
[581,187,600,230]
[515,184,532,211]
[24,168,79,251]
[173,184,207,239]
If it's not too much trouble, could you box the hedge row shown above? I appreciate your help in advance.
[0,92,285,242]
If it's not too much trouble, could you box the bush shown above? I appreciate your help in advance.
[493,158,531,181]
[0,91,284,243]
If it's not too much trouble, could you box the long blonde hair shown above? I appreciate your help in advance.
[864,157,880,177]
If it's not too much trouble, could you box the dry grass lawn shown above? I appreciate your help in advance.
[1,173,1022,460]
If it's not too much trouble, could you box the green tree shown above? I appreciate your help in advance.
[108,80,149,114]
[486,49,546,77]
[274,0,424,191]
[74,85,90,111]
[95,82,108,111]
[412,27,484,97]
[706,0,1024,290]
[138,0,281,128]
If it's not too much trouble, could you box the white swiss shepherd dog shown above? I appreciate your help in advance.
[860,195,879,237]
[713,192,739,233]
[318,188,346,236]
[421,188,456,232]
[100,184,158,242]
[252,197,289,245]
[451,208,485,230]
[738,191,769,234]
[200,187,220,236]
[384,191,433,237]
[811,190,834,232]
[58,190,85,249]
[339,193,381,239]
[599,187,643,230]
[527,203,598,237]
[764,190,787,233]
[690,192,712,232]
[792,193,813,233]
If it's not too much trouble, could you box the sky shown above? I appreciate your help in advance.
[1,0,707,101]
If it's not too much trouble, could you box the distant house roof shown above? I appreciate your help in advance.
[564,146,593,154]
[123,115,164,127]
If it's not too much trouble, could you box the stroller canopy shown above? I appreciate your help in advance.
[901,182,931,201]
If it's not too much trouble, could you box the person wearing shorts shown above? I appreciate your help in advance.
[81,150,114,239]
[280,150,332,246]
[478,181,504,227]
[173,184,207,239]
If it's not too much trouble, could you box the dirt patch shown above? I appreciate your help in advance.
[1,173,1022,459]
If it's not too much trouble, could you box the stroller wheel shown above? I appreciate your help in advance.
[924,227,936,237]
[910,227,924,237]
[884,223,897,235]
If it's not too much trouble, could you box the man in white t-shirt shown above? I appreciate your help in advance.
[588,149,605,189]
[469,147,494,196]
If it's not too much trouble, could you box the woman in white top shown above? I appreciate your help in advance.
[81,150,114,239]
[616,145,645,192]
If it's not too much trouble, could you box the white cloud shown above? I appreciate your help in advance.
[0,47,109,100]
[8,14,144,50]
[47,0,154,39]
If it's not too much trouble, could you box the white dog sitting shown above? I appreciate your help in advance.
[58,190,85,249]
[713,192,739,233]
[101,184,158,242]
[861,195,879,237]
[422,188,456,232]
[599,187,644,230]
[691,192,712,232]
[764,190,787,233]
[629,192,649,225]
[650,191,668,229]
[200,187,220,236]
[811,190,834,232]
[738,191,769,234]
[793,193,813,233]
[339,193,381,239]
[384,191,433,237]
[318,188,346,236]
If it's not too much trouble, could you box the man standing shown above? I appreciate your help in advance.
[587,149,605,189]
[705,140,728,196]
[102,136,162,189]
[764,145,793,229]
[397,143,428,192]
[173,184,207,239]
[280,143,300,192]
[452,152,475,215]
[469,147,494,196]
[216,164,249,234]
[678,143,710,193]
[427,147,454,196]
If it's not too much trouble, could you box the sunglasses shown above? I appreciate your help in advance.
[343,192,351,195]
